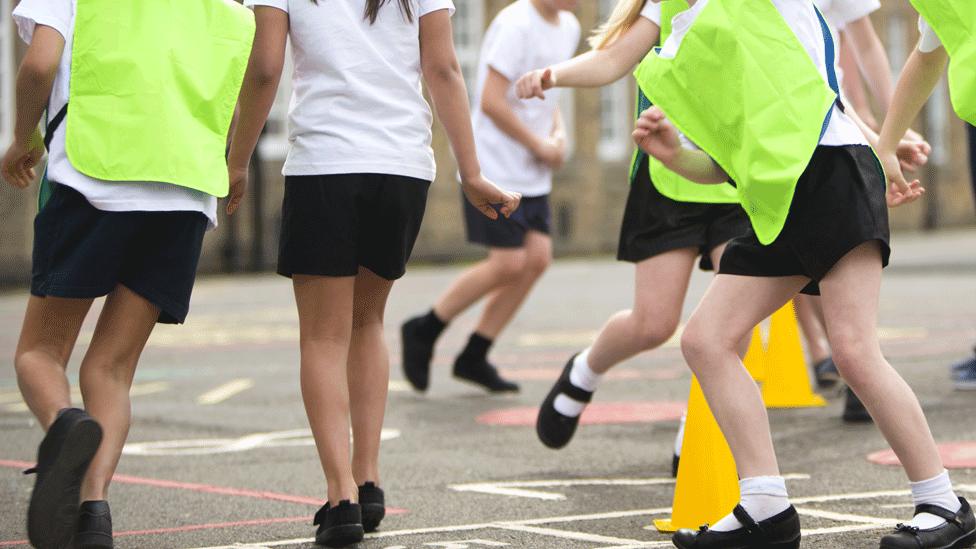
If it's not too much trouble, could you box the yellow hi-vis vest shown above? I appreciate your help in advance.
[57,0,255,198]
[910,0,976,124]
[634,1,844,244]
[628,0,739,204]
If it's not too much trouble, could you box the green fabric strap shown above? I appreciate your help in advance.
[66,0,256,197]
[910,0,976,124]
[634,0,838,244]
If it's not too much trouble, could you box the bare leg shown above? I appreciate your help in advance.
[348,269,394,487]
[708,243,752,358]
[586,248,698,373]
[819,242,943,481]
[681,274,810,478]
[79,285,159,501]
[473,232,552,339]
[15,296,93,429]
[432,248,528,322]
[293,275,357,504]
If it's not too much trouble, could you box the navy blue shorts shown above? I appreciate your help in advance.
[31,183,208,324]
[464,193,551,248]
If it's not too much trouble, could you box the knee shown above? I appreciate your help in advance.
[829,334,880,389]
[491,252,529,281]
[524,249,552,279]
[633,314,679,351]
[680,318,733,374]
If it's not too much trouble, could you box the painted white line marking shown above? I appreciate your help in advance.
[124,428,401,456]
[424,540,509,548]
[795,507,898,525]
[389,380,412,393]
[494,523,646,545]
[197,378,255,405]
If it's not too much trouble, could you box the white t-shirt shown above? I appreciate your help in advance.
[246,0,454,182]
[12,0,217,227]
[640,1,662,25]
[814,0,880,32]
[470,0,580,196]
[658,0,868,147]
[918,17,944,54]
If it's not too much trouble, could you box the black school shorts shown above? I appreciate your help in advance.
[31,182,207,324]
[719,145,891,295]
[277,173,431,281]
[617,156,750,271]
[463,193,550,248]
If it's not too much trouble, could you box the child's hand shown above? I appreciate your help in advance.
[896,138,931,173]
[1,135,44,189]
[632,107,681,165]
[532,138,566,171]
[225,165,249,215]
[516,68,556,100]
[878,148,925,208]
[461,174,521,220]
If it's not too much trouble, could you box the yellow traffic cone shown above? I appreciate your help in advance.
[760,301,826,408]
[743,326,766,382]
[654,376,739,532]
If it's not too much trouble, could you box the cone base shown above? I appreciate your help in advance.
[653,518,678,533]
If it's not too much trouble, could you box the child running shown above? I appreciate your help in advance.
[632,0,973,547]
[1,1,255,548]
[227,1,520,546]
[400,0,580,395]
[512,0,752,452]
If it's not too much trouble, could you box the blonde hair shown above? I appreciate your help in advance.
[588,0,647,50]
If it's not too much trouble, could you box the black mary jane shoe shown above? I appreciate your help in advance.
[313,500,364,547]
[358,482,385,533]
[672,505,801,549]
[536,354,593,449]
[880,497,976,549]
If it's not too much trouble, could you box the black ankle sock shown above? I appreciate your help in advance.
[416,309,447,341]
[459,333,493,362]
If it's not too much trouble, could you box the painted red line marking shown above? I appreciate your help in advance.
[868,442,976,469]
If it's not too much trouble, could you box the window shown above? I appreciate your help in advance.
[598,0,633,161]
[0,0,14,148]
[452,0,484,102]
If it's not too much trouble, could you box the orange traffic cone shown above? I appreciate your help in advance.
[743,326,766,382]
[654,376,739,532]
[760,301,826,408]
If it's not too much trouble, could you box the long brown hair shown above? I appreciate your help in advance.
[311,0,414,24]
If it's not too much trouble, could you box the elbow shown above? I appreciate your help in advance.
[18,59,56,87]
[423,59,462,87]
[250,63,283,88]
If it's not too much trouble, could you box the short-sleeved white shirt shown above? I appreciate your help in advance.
[814,0,880,31]
[469,0,579,196]
[246,0,454,182]
[12,0,216,227]
[657,0,867,147]
[918,17,944,54]
[640,1,662,25]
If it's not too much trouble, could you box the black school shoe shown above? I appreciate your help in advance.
[74,500,113,549]
[842,387,873,423]
[813,357,840,388]
[672,505,801,549]
[25,408,103,549]
[880,497,976,549]
[536,354,593,449]
[358,482,385,533]
[401,316,436,392]
[313,500,364,547]
[452,356,519,393]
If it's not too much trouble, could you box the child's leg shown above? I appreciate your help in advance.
[431,247,528,322]
[78,285,160,501]
[348,269,394,486]
[15,296,93,428]
[293,274,357,504]
[818,242,943,481]
[471,232,551,339]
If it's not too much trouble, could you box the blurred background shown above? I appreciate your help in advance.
[0,0,972,284]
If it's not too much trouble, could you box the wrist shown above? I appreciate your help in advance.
[459,170,481,184]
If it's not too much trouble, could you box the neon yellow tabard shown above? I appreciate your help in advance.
[66,0,256,197]
[629,0,738,204]
[910,0,976,124]
[635,0,838,244]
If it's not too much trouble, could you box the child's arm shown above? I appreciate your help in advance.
[631,107,728,184]
[225,6,289,216]
[550,107,566,158]
[516,18,659,100]
[419,9,520,219]
[481,68,563,170]
[0,25,63,189]
[844,17,894,117]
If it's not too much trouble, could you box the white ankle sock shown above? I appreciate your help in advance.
[908,470,961,530]
[674,411,687,457]
[711,476,791,532]
[553,349,601,417]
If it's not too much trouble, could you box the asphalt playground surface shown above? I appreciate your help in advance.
[1,229,974,549]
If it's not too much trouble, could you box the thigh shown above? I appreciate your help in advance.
[522,231,553,264]
[631,247,699,326]
[360,176,431,281]
[16,295,94,366]
[817,241,883,347]
[292,275,357,343]
[83,285,160,375]
[352,268,395,328]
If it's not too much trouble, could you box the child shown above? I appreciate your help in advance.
[400,0,579,394]
[1,1,255,548]
[227,1,520,546]
[632,0,973,547]
[877,3,976,394]
[512,0,752,454]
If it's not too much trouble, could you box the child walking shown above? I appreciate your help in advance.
[512,0,751,452]
[400,0,579,395]
[228,1,520,546]
[632,0,973,547]
[1,1,255,548]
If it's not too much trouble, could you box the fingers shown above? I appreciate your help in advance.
[226,195,241,215]
[479,203,499,220]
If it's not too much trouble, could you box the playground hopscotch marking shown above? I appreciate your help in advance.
[197,378,255,405]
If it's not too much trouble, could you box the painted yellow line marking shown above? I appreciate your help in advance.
[196,378,255,405]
